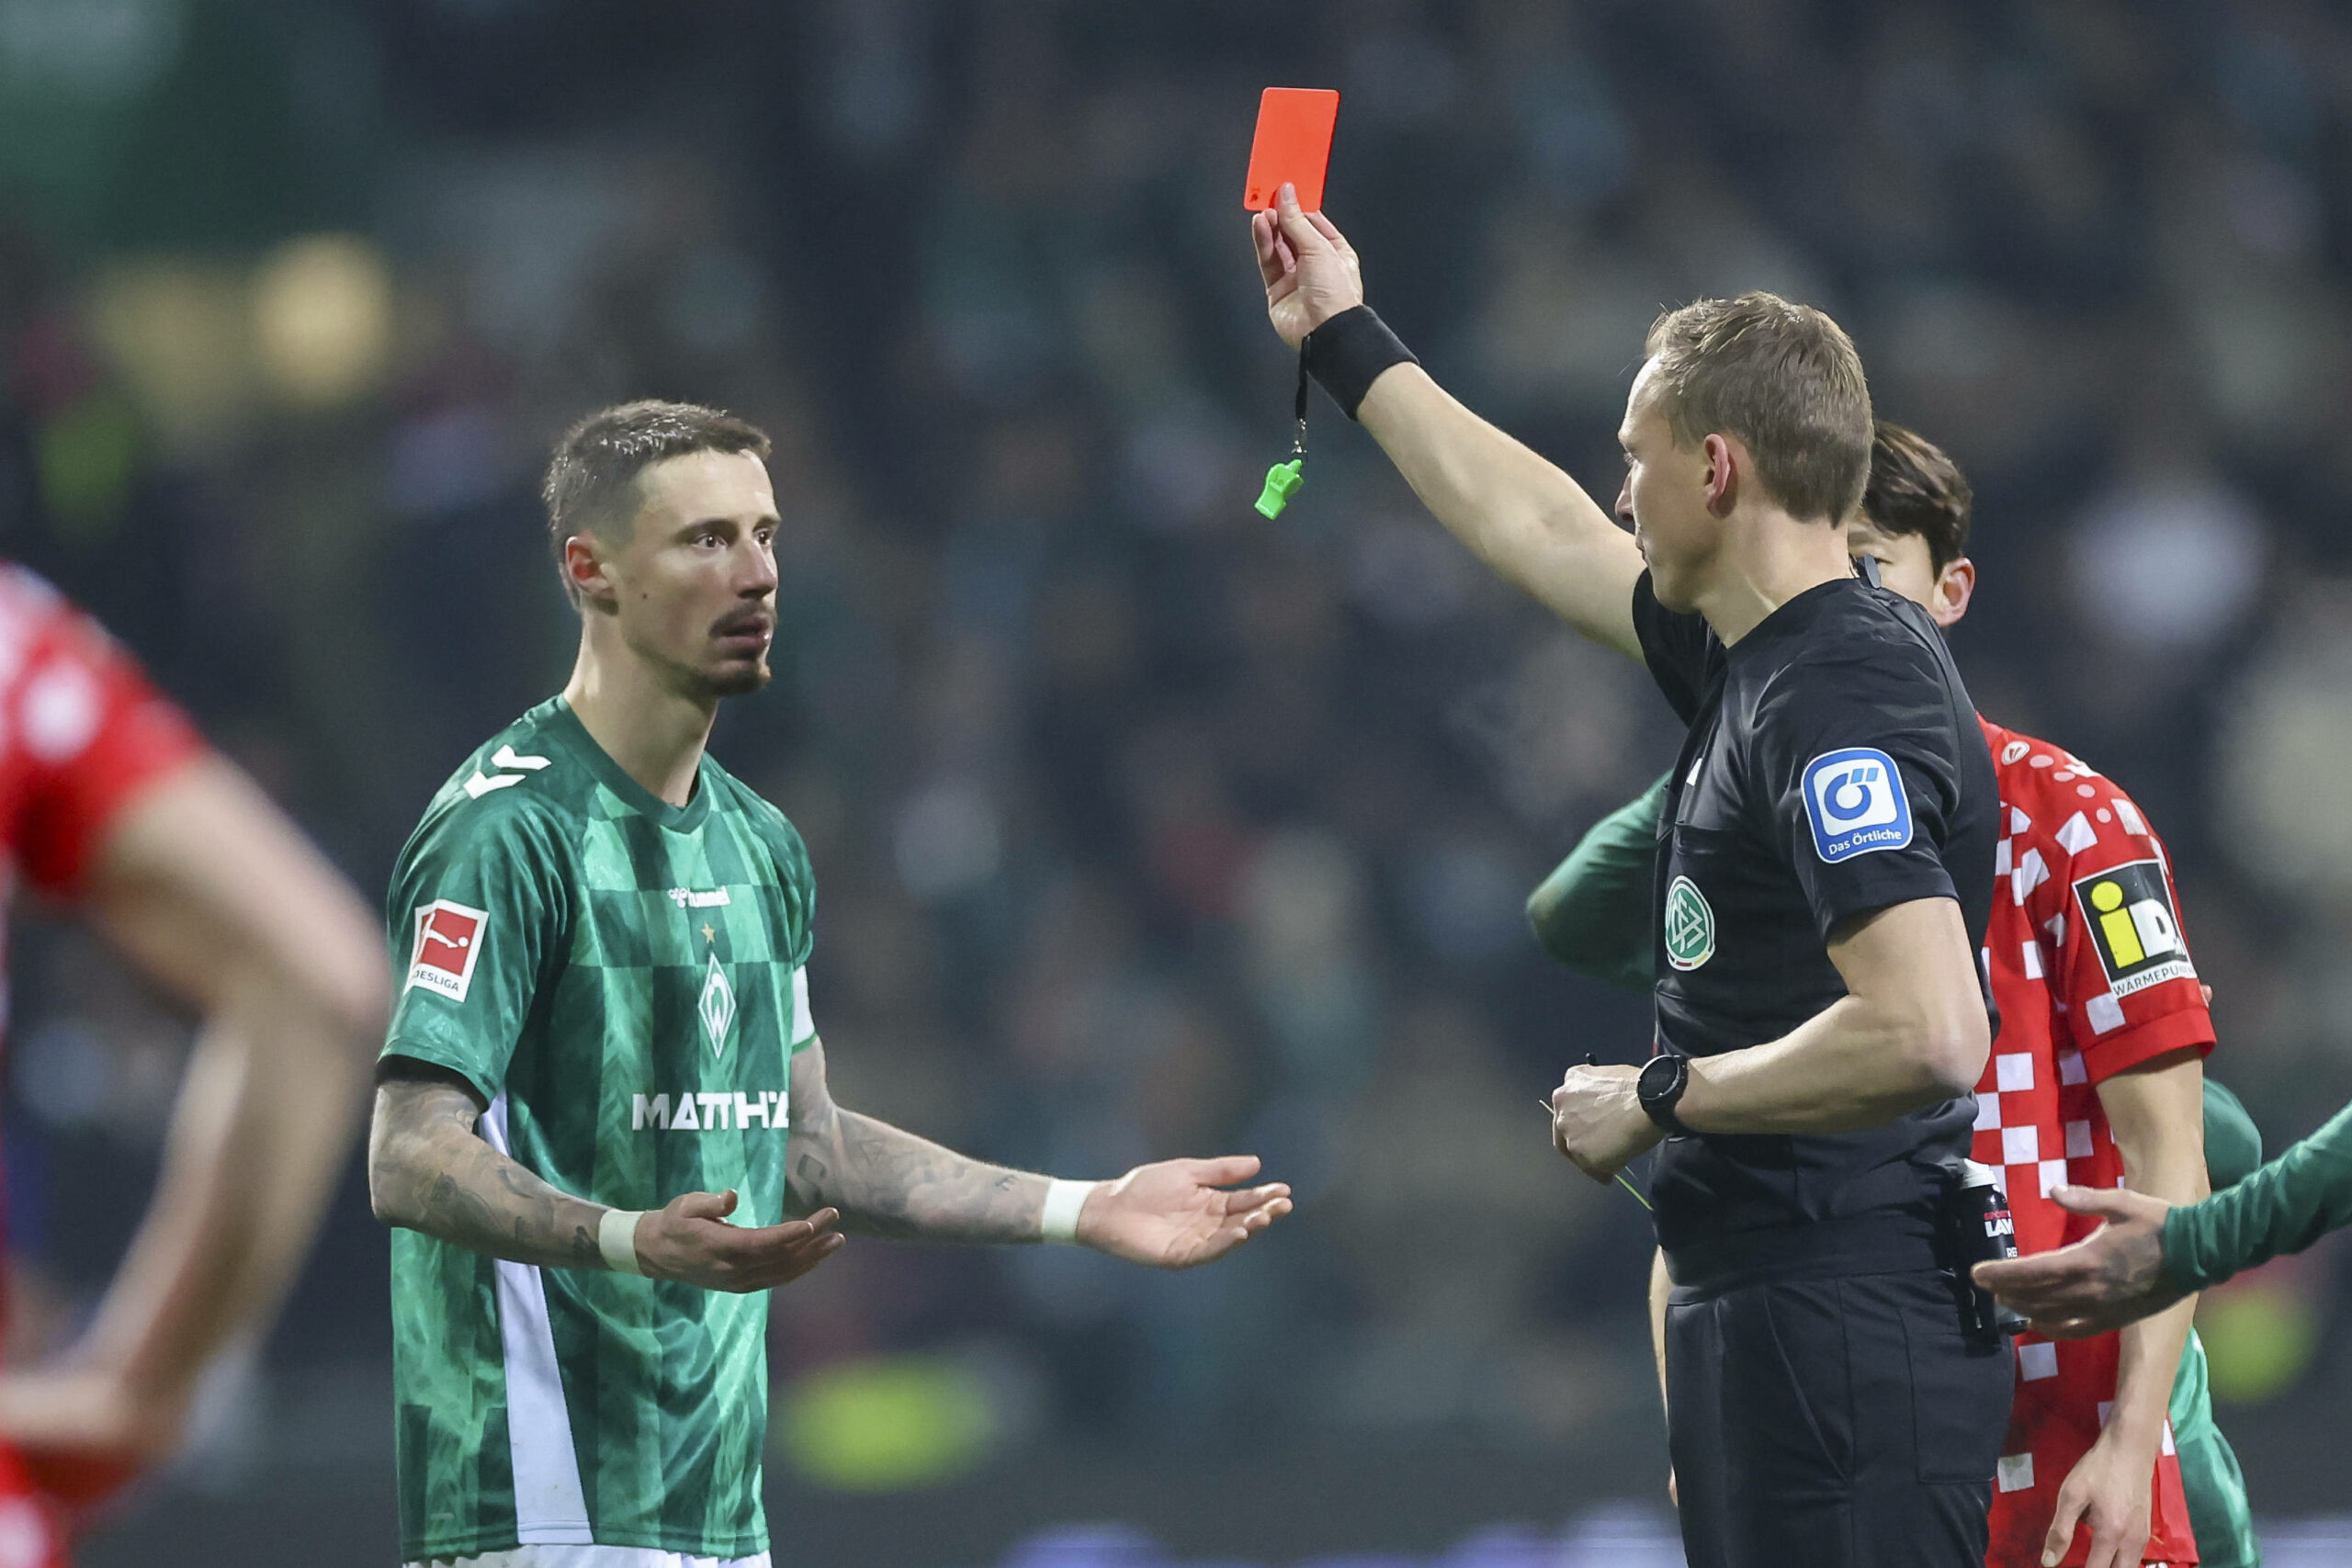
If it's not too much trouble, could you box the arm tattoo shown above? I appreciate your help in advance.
[786,1041,1047,1243]
[368,1071,607,1270]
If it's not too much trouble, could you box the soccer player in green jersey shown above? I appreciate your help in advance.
[367,401,1294,1568]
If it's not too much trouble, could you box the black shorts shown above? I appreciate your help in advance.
[1666,1268,2014,1568]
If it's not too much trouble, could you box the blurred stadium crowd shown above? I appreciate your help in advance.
[5,0,2352,1529]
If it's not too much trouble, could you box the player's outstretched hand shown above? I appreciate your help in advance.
[1252,183,1364,350]
[1079,1156,1293,1269]
[1971,1184,2181,1338]
[635,1190,844,1293]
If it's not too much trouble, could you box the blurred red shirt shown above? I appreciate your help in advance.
[1973,716,2211,1568]
[0,567,206,1562]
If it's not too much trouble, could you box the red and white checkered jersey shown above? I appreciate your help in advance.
[1975,717,2209,1567]
[0,568,204,906]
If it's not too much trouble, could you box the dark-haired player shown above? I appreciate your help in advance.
[1531,424,2257,1568]
[368,400,1292,1568]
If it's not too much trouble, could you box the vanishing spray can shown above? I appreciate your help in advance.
[1954,1158,2029,1344]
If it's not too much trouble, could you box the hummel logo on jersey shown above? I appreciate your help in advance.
[2073,859,2194,998]
[631,1089,786,1133]
[408,899,487,1001]
[666,886,732,909]
[1801,747,1914,863]
[462,744,553,799]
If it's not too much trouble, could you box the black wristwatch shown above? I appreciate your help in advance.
[1637,1053,1691,1137]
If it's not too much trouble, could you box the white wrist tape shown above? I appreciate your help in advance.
[1040,1179,1096,1246]
[599,1209,646,1276]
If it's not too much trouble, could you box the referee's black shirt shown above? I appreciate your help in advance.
[1633,567,1998,1278]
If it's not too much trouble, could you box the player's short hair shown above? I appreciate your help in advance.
[542,400,771,605]
[1640,292,1872,525]
[1862,421,1973,570]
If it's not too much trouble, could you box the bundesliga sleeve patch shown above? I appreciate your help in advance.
[408,898,488,1001]
[1801,747,1915,863]
[2072,859,2195,997]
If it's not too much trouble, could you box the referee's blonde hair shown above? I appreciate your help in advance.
[1641,293,1872,527]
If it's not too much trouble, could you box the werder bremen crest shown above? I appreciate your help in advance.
[698,953,737,1057]
[1664,875,1715,972]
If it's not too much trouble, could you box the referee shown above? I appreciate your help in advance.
[1252,188,2009,1566]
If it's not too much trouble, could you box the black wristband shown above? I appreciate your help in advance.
[1302,305,1417,421]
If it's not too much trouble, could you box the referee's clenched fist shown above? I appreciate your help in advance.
[1549,1063,1655,1179]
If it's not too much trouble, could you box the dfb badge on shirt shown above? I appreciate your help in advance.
[1801,747,1915,863]
[408,899,488,1002]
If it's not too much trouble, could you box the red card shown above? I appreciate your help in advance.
[1243,88,1340,212]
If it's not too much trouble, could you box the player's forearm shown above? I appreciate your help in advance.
[2165,1100,2352,1291]
[368,1079,609,1270]
[790,1105,1046,1243]
[2104,1295,2196,1458]
[1356,366,1643,658]
[80,989,369,1407]
[2099,1052,2206,1442]
[2107,1194,2200,1451]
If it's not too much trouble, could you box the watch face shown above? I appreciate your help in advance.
[1639,1055,1684,1107]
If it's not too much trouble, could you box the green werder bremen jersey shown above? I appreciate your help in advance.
[380,697,816,1562]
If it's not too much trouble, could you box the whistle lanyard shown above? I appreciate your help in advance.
[1254,347,1309,519]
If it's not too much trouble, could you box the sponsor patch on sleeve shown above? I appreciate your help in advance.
[408,898,488,1001]
[2070,859,2195,998]
[1800,747,1915,863]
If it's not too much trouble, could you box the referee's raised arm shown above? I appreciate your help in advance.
[1252,186,1645,660]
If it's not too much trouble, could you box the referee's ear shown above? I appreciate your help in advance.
[1927,558,1975,629]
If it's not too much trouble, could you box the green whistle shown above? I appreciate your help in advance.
[1254,459,1304,519]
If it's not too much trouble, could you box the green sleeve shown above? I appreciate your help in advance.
[2201,1078,2263,1192]
[2165,1098,2352,1292]
[379,794,571,1102]
[1525,773,1669,993]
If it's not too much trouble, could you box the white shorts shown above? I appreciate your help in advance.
[404,1550,771,1568]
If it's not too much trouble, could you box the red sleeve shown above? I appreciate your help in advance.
[6,601,206,897]
[2026,766,2215,1082]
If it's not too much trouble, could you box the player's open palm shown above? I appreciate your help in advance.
[1252,185,1364,349]
[634,1190,843,1292]
[1080,1156,1293,1269]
